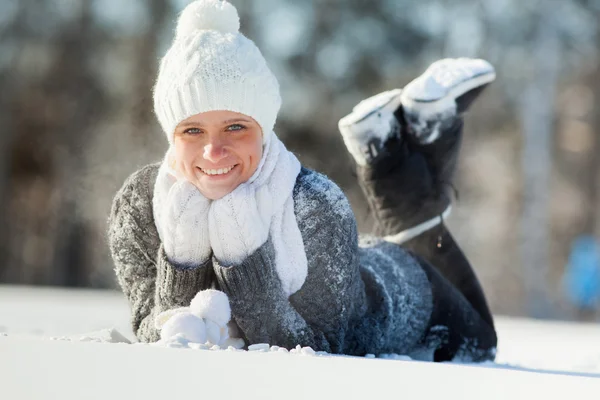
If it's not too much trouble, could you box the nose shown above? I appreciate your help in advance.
[203,136,228,163]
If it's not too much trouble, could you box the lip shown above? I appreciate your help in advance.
[197,164,239,180]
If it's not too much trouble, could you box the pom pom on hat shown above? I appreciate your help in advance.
[154,0,281,144]
[190,289,232,327]
[176,0,240,40]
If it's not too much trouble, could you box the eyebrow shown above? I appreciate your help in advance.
[177,118,252,128]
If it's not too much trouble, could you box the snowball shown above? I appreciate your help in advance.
[190,289,231,327]
[176,0,240,40]
[205,319,222,346]
[160,312,207,344]
[162,334,189,348]
[154,307,190,330]
[219,325,229,344]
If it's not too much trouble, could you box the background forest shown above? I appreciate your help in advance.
[1,0,600,321]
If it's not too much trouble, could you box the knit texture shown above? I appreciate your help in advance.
[153,0,281,142]
[208,134,306,296]
[152,156,211,267]
[109,164,436,355]
[108,165,217,343]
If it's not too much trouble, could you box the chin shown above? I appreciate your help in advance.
[200,186,234,200]
[205,193,226,201]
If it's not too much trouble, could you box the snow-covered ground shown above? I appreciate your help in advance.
[1,285,599,399]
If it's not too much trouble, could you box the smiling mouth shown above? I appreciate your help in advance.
[198,164,238,176]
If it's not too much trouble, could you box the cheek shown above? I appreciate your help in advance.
[245,138,263,172]
[174,140,201,164]
[252,142,263,163]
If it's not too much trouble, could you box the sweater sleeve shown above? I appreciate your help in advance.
[108,165,215,342]
[212,170,366,354]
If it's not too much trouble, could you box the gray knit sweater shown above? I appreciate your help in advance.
[108,163,433,355]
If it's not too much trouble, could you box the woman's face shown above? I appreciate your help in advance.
[171,110,263,200]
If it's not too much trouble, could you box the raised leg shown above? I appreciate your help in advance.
[338,58,497,350]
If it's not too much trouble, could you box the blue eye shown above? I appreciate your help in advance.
[227,124,245,131]
[184,127,202,135]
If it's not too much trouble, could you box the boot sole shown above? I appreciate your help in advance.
[401,70,496,119]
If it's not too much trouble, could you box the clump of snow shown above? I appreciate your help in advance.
[154,289,244,348]
[154,307,189,330]
[248,343,270,352]
[147,338,324,358]
[288,344,317,356]
[204,319,224,345]
[267,345,292,354]
[76,328,131,344]
[188,342,211,350]
[160,312,207,344]
[190,289,231,327]
[301,347,316,356]
[379,354,413,361]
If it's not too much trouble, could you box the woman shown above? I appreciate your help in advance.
[108,0,497,362]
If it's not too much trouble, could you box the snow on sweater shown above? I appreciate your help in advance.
[108,163,434,355]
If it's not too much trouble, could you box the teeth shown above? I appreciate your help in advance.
[201,165,235,176]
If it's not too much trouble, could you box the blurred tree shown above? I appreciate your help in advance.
[1,0,600,321]
[1,0,108,286]
[0,1,24,282]
[519,7,560,318]
[130,0,171,143]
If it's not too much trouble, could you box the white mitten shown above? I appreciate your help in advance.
[208,184,270,265]
[153,162,212,266]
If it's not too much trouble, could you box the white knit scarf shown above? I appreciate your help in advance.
[153,133,307,297]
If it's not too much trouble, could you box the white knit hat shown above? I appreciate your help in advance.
[153,0,281,144]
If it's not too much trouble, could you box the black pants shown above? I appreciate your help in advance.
[357,118,497,362]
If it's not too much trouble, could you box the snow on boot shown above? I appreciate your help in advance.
[401,58,495,144]
[338,88,403,166]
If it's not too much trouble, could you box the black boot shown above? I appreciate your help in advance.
[400,57,496,144]
[340,58,495,241]
[411,253,497,362]
[356,116,462,239]
[338,58,497,347]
